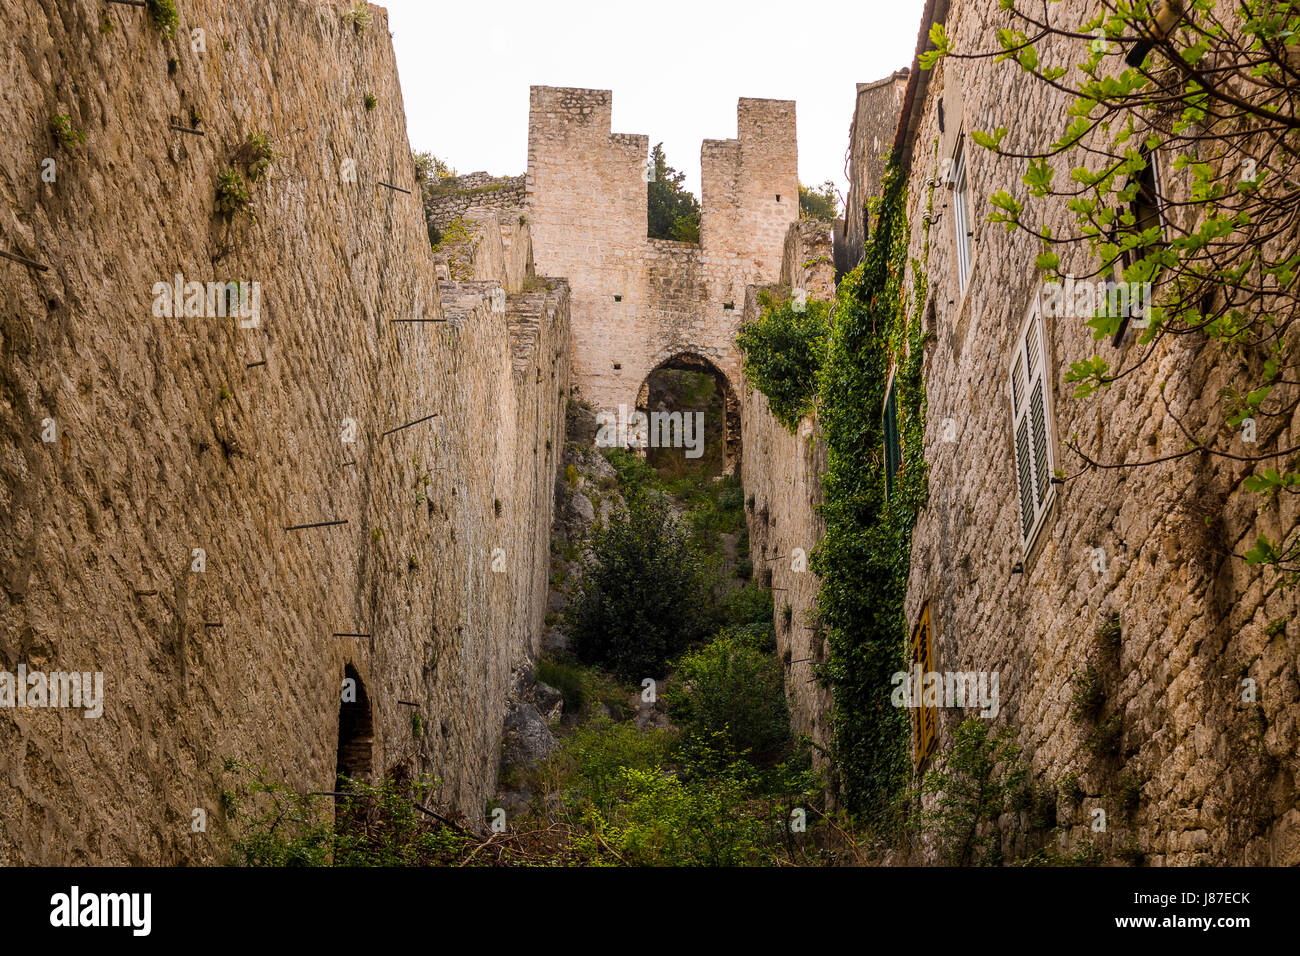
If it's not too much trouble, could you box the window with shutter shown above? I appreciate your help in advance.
[910,602,937,767]
[951,138,973,293]
[883,374,901,500]
[1009,297,1057,551]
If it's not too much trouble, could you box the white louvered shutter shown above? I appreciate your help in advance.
[1009,298,1056,550]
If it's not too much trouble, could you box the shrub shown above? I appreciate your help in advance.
[342,2,371,33]
[564,491,710,679]
[600,446,661,498]
[1086,715,1123,757]
[145,0,178,36]
[1058,772,1084,804]
[666,632,791,762]
[541,718,675,811]
[911,717,1027,866]
[430,216,476,278]
[736,289,831,431]
[223,760,469,866]
[722,580,773,627]
[363,92,377,111]
[593,763,767,866]
[215,167,251,218]
[1069,665,1105,724]
[534,658,630,718]
[49,115,85,149]
[236,131,275,185]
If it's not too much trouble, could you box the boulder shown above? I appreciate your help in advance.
[502,703,557,769]
[531,681,564,723]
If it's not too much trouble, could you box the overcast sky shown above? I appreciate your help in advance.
[384,0,927,204]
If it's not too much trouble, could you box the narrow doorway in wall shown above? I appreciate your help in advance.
[336,664,374,793]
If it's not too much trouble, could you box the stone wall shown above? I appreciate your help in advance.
[739,221,836,763]
[424,172,527,233]
[525,86,798,420]
[0,0,569,864]
[895,0,1299,864]
[838,70,909,276]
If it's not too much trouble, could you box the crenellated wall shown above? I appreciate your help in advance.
[0,0,569,864]
[525,86,798,418]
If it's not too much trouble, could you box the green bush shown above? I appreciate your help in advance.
[49,115,85,149]
[593,763,767,866]
[600,446,662,497]
[542,718,675,811]
[722,580,773,627]
[737,289,831,431]
[215,167,251,218]
[666,632,791,762]
[223,760,469,866]
[564,491,710,679]
[911,718,1027,866]
[534,657,630,718]
[145,0,178,36]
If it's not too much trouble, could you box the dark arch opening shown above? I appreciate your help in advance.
[336,664,374,792]
[635,352,740,478]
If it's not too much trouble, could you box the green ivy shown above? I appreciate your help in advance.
[736,289,831,431]
[812,159,929,820]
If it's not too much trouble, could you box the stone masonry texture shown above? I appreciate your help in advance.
[843,0,1300,864]
[525,86,798,420]
[0,0,569,864]
[740,222,837,765]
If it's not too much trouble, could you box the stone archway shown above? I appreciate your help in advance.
[634,351,741,475]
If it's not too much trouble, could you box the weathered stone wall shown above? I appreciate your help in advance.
[424,172,527,233]
[896,0,1299,864]
[431,207,535,292]
[525,86,798,419]
[0,0,569,864]
[739,221,836,762]
[838,70,910,275]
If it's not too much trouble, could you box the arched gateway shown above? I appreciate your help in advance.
[524,87,798,443]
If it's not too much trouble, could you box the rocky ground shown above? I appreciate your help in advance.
[494,398,676,816]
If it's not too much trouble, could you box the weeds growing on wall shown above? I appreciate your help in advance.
[145,0,178,37]
[813,159,929,821]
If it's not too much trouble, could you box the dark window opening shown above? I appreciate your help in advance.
[775,194,781,202]
[723,302,735,310]
[1112,148,1164,347]
[613,363,622,370]
[614,294,622,302]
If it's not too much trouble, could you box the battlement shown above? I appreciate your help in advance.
[525,85,798,419]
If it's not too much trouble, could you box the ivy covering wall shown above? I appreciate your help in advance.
[813,160,929,820]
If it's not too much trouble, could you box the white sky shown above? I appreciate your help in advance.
[384,0,928,204]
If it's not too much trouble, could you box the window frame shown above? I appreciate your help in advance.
[910,601,938,768]
[1008,294,1058,554]
[1112,147,1168,346]
[951,136,973,294]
